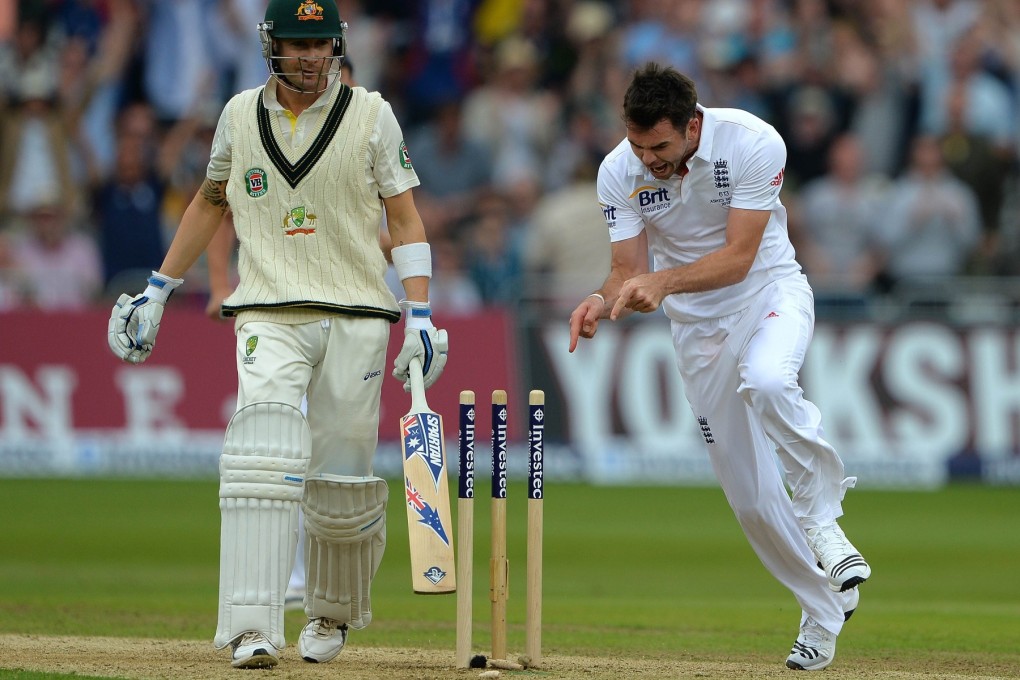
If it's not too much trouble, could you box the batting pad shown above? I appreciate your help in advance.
[303,475,388,629]
[213,402,311,650]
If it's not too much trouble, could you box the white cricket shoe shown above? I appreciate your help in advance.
[299,617,348,663]
[786,617,837,671]
[230,631,278,669]
[842,584,860,622]
[807,522,871,592]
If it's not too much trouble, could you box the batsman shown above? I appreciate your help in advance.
[106,0,448,670]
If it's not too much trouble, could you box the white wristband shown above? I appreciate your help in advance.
[588,292,606,306]
[391,242,432,281]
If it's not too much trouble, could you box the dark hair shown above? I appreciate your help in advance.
[623,63,698,131]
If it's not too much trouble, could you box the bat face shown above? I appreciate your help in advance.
[401,403,456,593]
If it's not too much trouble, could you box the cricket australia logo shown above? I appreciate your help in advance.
[295,1,324,21]
[282,206,317,236]
[401,413,445,490]
[243,336,258,365]
[698,416,715,444]
[405,479,450,546]
[245,167,267,197]
[713,159,730,189]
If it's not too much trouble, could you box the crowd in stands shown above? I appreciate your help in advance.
[1,0,1018,319]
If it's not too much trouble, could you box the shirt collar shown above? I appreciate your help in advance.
[626,103,713,178]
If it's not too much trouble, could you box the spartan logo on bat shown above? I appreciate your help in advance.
[405,479,450,545]
[423,565,448,585]
[401,413,445,490]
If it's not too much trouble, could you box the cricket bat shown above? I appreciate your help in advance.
[400,356,456,594]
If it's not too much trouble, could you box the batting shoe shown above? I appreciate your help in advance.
[842,585,860,622]
[230,631,279,669]
[806,522,871,592]
[786,617,837,671]
[299,617,348,663]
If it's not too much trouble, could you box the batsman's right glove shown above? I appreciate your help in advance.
[392,300,449,390]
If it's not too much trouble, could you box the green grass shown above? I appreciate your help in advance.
[1,479,1019,673]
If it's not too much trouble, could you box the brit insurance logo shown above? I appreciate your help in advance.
[629,185,671,215]
[245,167,268,197]
[600,202,617,228]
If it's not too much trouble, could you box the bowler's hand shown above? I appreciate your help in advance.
[568,294,605,353]
[610,273,666,319]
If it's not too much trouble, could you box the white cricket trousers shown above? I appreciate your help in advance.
[671,274,848,634]
[235,316,390,478]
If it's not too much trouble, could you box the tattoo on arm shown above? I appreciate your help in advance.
[200,179,229,213]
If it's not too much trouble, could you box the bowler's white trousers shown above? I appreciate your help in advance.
[671,274,849,634]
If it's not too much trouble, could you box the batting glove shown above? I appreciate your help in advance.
[107,271,183,364]
[392,300,449,391]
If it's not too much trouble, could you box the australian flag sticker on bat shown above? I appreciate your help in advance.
[405,478,450,545]
[400,413,445,490]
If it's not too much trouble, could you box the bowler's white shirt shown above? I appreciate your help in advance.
[598,104,801,322]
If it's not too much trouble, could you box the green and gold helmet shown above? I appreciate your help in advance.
[257,0,347,93]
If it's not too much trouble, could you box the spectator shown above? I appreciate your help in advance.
[0,29,78,219]
[92,102,169,294]
[939,83,1012,273]
[462,35,558,186]
[833,24,916,178]
[875,135,982,287]
[463,192,523,306]
[790,134,887,303]
[401,0,479,125]
[406,98,492,236]
[140,0,216,125]
[922,28,1015,148]
[524,162,611,310]
[428,238,483,314]
[8,197,102,309]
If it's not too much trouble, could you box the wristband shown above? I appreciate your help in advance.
[142,271,185,304]
[391,242,432,281]
[588,292,606,306]
[399,298,434,330]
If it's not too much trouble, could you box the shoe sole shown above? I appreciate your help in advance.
[232,652,278,669]
[301,651,342,664]
[786,658,833,671]
[834,575,867,593]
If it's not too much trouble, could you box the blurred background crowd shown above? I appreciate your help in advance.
[1,0,1019,321]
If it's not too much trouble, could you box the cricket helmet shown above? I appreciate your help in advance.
[258,0,347,93]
